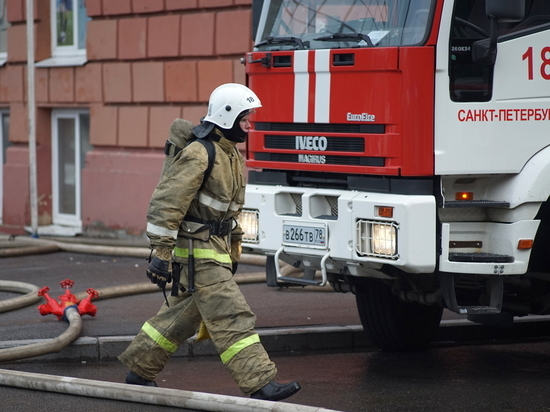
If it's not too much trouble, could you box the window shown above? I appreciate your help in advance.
[0,110,9,225]
[255,0,435,51]
[54,0,88,51]
[448,0,495,102]
[448,0,550,103]
[51,109,91,233]
[0,0,9,65]
[37,0,90,67]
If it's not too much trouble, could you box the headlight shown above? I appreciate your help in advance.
[238,209,260,244]
[356,219,398,258]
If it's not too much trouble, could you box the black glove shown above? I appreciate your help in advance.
[146,257,172,289]
[231,261,239,275]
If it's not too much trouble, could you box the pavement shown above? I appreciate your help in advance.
[1,233,550,363]
[2,234,550,412]
[0,233,371,411]
[0,233,369,365]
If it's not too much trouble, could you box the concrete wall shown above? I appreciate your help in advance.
[0,0,253,237]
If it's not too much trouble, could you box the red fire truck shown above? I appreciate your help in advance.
[238,0,550,350]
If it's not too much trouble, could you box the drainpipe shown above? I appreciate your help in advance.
[26,0,38,237]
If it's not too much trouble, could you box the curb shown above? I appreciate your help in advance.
[0,325,371,364]
[2,317,550,364]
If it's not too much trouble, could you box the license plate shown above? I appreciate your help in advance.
[283,223,327,247]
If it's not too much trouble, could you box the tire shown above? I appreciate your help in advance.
[355,278,443,351]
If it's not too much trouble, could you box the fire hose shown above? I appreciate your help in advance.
[0,368,338,412]
[0,238,332,412]
[0,280,41,313]
[0,306,82,362]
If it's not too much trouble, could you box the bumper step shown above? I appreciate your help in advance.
[277,276,323,287]
[449,253,514,263]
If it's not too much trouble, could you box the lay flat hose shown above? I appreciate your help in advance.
[0,239,342,411]
[0,241,285,363]
[0,281,41,313]
[0,243,60,257]
[72,272,271,302]
[0,368,341,412]
[0,307,82,362]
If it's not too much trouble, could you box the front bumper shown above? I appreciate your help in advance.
[242,184,437,277]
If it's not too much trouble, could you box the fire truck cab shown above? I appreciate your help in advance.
[239,0,550,350]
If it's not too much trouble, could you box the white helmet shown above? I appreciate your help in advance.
[193,83,262,138]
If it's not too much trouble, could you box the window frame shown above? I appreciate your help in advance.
[0,0,9,66]
[38,0,89,67]
[51,108,90,231]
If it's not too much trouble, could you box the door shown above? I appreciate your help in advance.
[51,109,90,232]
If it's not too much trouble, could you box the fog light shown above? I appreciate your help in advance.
[238,209,259,244]
[371,223,397,256]
[356,219,398,258]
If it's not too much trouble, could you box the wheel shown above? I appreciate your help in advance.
[355,278,443,351]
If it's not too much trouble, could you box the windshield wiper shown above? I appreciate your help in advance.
[254,36,305,50]
[314,33,374,47]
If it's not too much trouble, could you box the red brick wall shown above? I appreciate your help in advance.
[0,0,253,237]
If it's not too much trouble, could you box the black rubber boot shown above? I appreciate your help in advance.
[250,380,301,401]
[125,370,158,387]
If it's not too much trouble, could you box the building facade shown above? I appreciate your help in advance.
[0,0,252,238]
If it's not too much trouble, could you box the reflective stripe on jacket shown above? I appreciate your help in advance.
[146,129,245,270]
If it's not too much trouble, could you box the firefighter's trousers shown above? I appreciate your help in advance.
[118,264,277,394]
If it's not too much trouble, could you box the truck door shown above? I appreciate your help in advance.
[435,0,550,176]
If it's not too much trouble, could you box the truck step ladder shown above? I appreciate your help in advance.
[439,273,504,315]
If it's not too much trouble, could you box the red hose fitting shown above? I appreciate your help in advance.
[37,286,64,319]
[77,288,99,317]
[58,279,78,308]
[37,280,98,320]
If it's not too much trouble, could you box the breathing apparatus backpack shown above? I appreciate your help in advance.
[158,118,217,299]
[161,118,215,191]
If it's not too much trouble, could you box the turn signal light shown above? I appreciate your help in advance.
[376,206,394,218]
[456,192,474,201]
[517,239,534,250]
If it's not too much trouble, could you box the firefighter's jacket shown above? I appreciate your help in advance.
[146,128,245,276]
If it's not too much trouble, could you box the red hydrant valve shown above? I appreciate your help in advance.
[37,279,98,320]
[78,288,99,317]
[60,279,75,289]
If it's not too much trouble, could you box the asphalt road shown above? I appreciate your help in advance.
[2,247,550,411]
[2,340,550,412]
[0,251,362,342]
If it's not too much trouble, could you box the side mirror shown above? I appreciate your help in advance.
[486,0,525,22]
[473,0,525,65]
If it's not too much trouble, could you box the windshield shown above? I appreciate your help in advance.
[255,0,435,50]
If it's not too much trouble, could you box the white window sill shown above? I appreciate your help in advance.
[36,55,87,68]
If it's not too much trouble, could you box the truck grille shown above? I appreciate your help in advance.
[255,122,385,134]
[254,153,384,167]
[265,135,364,152]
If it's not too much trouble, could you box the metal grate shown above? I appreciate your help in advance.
[255,122,385,134]
[254,152,384,166]
[239,209,260,244]
[291,193,302,216]
[355,219,399,259]
[264,135,365,152]
[326,196,338,216]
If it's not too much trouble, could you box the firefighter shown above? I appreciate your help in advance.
[118,83,301,402]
